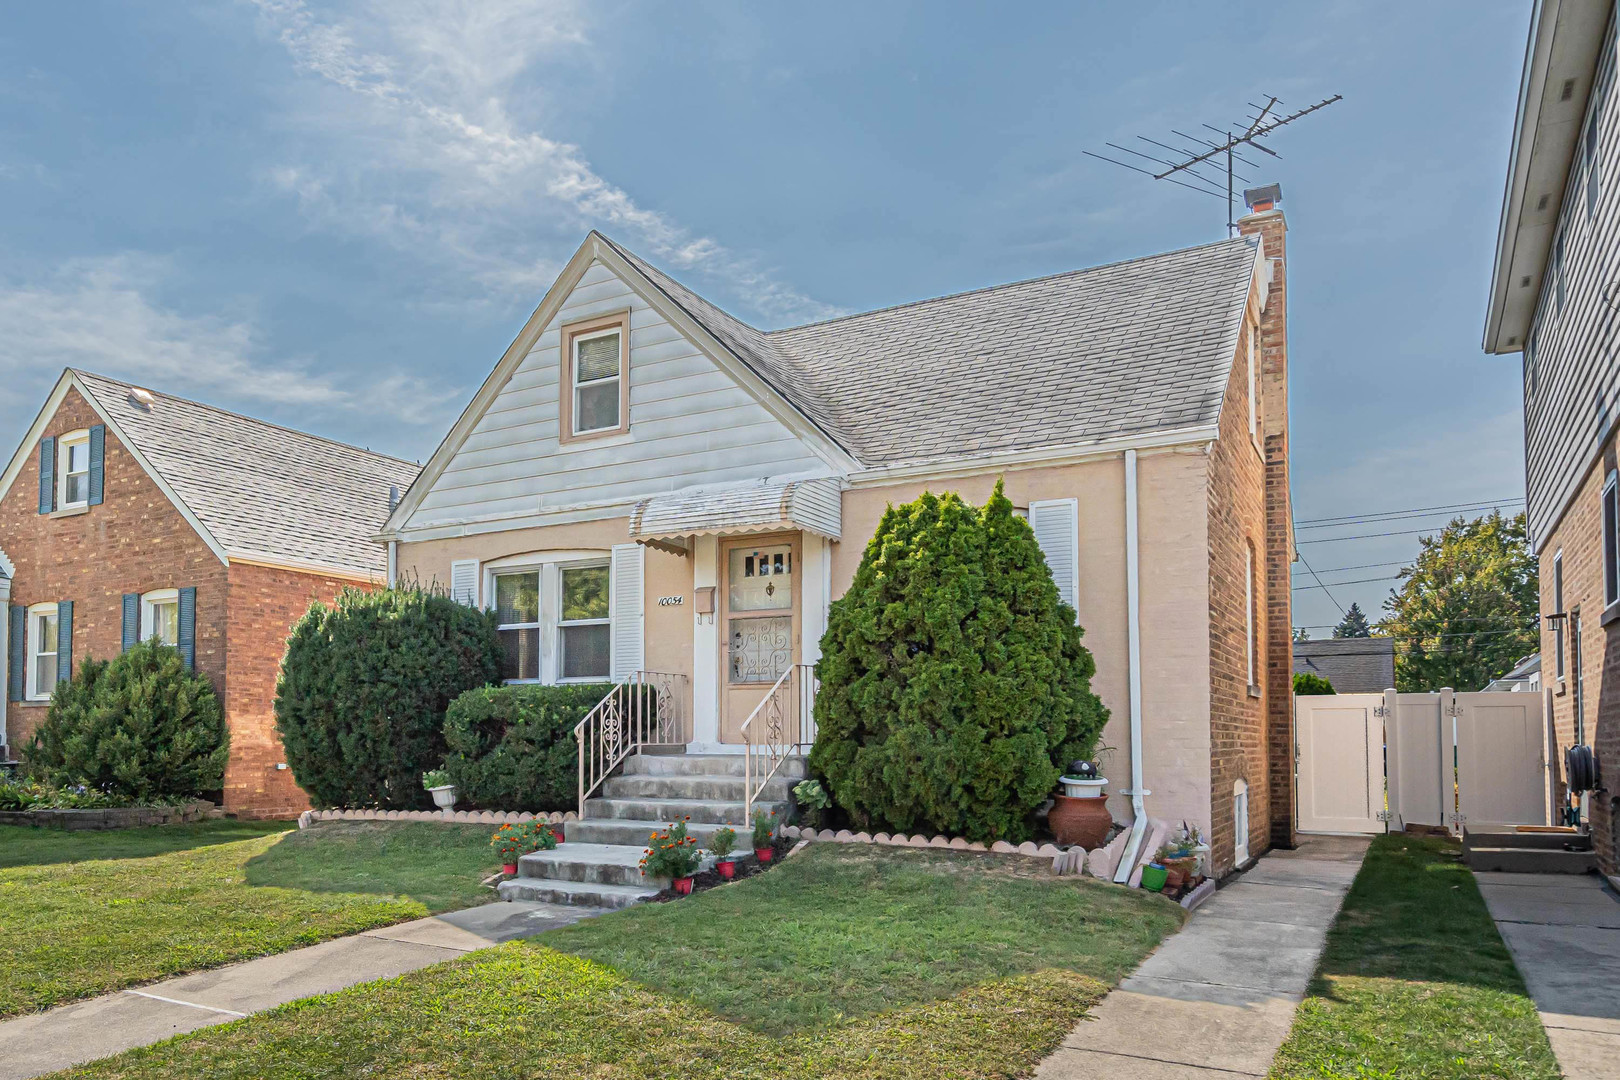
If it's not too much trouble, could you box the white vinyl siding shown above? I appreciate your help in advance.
[405,260,825,531]
[1029,498,1080,613]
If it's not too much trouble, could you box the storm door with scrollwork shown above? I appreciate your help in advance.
[720,538,799,742]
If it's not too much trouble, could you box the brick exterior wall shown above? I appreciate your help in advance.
[0,385,360,819]
[1539,432,1620,873]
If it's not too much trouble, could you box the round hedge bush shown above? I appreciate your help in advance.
[275,586,501,809]
[1293,672,1336,695]
[808,481,1109,843]
[24,639,229,802]
[443,683,610,811]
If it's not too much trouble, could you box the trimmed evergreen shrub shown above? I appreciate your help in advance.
[809,481,1110,843]
[443,683,610,811]
[275,586,501,809]
[23,640,228,802]
[1293,672,1336,695]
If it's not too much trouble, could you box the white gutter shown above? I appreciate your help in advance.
[1114,448,1150,883]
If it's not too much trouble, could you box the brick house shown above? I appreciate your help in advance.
[382,191,1295,879]
[1484,1,1618,865]
[0,370,419,818]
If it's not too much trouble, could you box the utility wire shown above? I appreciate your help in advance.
[1294,551,1347,619]
[1291,559,1409,575]
[1296,526,1461,544]
[1295,497,1525,527]
[1292,574,1401,590]
[1295,505,1524,531]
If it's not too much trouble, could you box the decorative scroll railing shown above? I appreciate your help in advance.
[741,663,818,822]
[575,671,689,817]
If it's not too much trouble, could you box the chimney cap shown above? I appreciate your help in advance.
[1243,184,1282,211]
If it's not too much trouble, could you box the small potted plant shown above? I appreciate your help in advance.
[640,818,702,894]
[710,826,739,879]
[422,767,456,812]
[527,821,559,853]
[1139,862,1169,892]
[491,823,525,875]
[1048,759,1112,849]
[752,808,777,863]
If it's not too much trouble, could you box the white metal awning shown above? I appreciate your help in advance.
[628,477,842,553]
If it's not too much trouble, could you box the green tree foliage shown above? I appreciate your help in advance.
[1333,602,1372,638]
[275,586,501,809]
[809,481,1109,843]
[24,640,228,801]
[1293,672,1336,696]
[1293,626,1312,643]
[443,683,610,811]
[1378,512,1539,692]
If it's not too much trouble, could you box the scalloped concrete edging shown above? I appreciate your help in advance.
[781,824,1078,872]
[296,808,579,830]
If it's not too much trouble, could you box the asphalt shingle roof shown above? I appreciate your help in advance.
[1293,638,1397,695]
[74,371,420,578]
[606,233,1261,467]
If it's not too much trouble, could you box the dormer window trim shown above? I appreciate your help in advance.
[559,311,631,444]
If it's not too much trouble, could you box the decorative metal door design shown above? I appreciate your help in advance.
[720,537,799,742]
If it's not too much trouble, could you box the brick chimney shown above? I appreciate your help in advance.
[1237,184,1294,850]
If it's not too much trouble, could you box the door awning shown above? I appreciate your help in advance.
[628,477,842,553]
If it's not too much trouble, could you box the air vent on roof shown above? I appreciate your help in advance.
[128,388,156,411]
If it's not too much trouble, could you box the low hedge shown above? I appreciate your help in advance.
[443,684,612,811]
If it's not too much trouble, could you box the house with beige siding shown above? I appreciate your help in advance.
[384,193,1295,893]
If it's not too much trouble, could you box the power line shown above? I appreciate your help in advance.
[1294,551,1347,618]
[1292,574,1401,590]
[1296,526,1458,545]
[1295,503,1524,531]
[1294,615,1539,630]
[1295,497,1524,527]
[1291,559,1409,575]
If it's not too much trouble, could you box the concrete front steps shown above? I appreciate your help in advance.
[496,751,803,910]
[1463,825,1597,874]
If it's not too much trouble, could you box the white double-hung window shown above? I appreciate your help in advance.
[26,603,58,700]
[492,558,612,684]
[142,589,180,646]
[58,430,90,509]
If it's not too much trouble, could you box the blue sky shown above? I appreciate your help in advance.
[0,1,1531,633]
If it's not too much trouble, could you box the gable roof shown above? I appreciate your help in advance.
[1293,638,1397,695]
[4,371,419,579]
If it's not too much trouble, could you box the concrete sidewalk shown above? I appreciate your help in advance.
[1479,871,1620,1079]
[0,900,592,1080]
[1036,835,1369,1079]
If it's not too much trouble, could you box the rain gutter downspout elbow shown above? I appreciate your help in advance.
[1114,448,1150,883]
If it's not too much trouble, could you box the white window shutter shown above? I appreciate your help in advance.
[1029,499,1080,614]
[610,543,645,681]
[449,560,479,607]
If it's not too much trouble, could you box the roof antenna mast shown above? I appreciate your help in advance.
[1084,93,1342,235]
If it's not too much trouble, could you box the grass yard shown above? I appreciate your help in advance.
[0,819,498,1018]
[1270,834,1559,1080]
[61,844,1186,1080]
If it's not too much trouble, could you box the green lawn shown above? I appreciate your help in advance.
[1270,834,1559,1080]
[0,819,499,1018]
[60,845,1185,1080]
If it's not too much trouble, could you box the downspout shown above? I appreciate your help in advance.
[1114,448,1150,883]
[387,540,398,588]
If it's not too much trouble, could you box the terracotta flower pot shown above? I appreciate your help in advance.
[501,862,518,876]
[717,860,736,879]
[755,847,774,863]
[1047,794,1114,849]
[548,824,567,844]
[1164,868,1187,891]
[674,877,694,895]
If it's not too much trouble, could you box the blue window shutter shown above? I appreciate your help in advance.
[56,601,72,684]
[37,437,55,515]
[178,587,196,670]
[88,425,105,506]
[7,606,23,702]
[122,593,140,652]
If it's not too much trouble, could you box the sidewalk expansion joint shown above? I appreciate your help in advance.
[1059,1046,1264,1076]
[123,990,247,1018]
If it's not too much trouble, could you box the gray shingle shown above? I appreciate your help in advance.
[1293,639,1397,695]
[603,234,1260,467]
[74,371,420,578]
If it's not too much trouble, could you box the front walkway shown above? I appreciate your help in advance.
[0,900,593,1080]
[1479,871,1620,1079]
[1036,834,1370,1079]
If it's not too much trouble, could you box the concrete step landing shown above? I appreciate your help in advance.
[496,877,662,909]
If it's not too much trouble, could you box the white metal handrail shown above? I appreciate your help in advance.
[741,663,818,821]
[576,670,688,816]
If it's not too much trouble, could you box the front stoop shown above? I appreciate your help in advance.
[495,752,802,910]
[1463,827,1597,875]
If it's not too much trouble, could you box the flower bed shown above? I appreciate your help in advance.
[0,800,220,831]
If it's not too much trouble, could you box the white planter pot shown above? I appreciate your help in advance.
[1059,776,1108,799]
[428,785,457,811]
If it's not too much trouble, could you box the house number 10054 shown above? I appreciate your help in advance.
[657,596,684,606]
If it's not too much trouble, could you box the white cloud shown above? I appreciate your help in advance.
[0,254,456,430]
[248,0,838,324]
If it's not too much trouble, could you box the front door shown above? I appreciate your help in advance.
[719,535,800,743]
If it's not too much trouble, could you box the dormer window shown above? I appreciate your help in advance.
[58,430,91,509]
[560,312,630,442]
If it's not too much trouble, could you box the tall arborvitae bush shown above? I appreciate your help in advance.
[275,586,501,809]
[25,640,228,802]
[809,481,1109,842]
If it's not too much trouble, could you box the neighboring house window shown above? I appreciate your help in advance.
[26,603,58,700]
[1245,541,1257,689]
[1247,323,1259,437]
[558,564,610,680]
[1554,550,1566,678]
[561,313,630,441]
[58,430,90,509]
[495,570,542,681]
[1233,779,1250,866]
[142,589,180,646]
[1605,472,1620,609]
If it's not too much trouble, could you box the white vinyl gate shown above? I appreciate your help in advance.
[1296,688,1549,835]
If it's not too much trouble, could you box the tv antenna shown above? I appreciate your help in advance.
[1084,93,1342,234]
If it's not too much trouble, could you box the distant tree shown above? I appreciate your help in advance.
[1377,511,1539,692]
[1292,627,1312,643]
[1333,603,1372,638]
[1293,672,1336,696]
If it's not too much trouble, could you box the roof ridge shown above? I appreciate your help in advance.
[70,369,421,471]
[769,234,1258,335]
